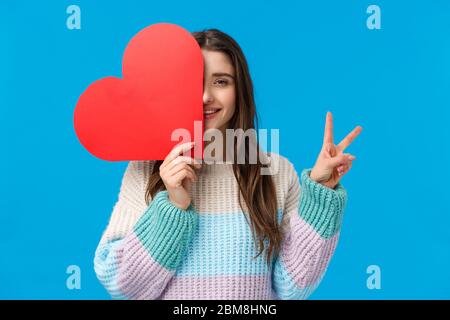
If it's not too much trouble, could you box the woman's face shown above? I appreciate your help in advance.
[202,49,236,133]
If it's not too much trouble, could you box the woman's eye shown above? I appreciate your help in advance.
[214,79,228,86]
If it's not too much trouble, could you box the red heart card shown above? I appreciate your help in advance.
[74,23,204,161]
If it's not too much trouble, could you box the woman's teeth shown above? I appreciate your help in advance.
[204,109,220,115]
[204,109,220,120]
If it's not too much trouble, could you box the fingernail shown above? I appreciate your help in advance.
[348,155,356,160]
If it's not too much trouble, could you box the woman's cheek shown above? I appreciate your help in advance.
[224,89,236,117]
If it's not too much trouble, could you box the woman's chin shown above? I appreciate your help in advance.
[203,121,228,134]
[204,123,219,132]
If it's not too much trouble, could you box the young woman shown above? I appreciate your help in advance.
[94,29,362,300]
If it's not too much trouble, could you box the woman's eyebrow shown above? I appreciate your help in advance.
[212,72,235,79]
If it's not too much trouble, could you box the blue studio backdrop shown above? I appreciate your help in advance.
[1,0,449,299]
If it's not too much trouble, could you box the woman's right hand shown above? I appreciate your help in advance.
[159,142,202,210]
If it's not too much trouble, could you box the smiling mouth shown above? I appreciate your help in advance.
[203,108,221,119]
[204,109,220,115]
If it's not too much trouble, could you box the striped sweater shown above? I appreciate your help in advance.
[94,153,347,300]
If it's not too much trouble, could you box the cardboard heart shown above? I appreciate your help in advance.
[74,23,204,161]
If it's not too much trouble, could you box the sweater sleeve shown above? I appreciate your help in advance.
[93,161,199,300]
[272,166,347,300]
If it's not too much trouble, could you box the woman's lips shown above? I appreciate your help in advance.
[203,109,221,120]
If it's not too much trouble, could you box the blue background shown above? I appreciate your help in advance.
[1,0,449,299]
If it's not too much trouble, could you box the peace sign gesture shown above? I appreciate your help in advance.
[309,112,363,189]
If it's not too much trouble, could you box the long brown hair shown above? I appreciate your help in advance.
[145,29,281,265]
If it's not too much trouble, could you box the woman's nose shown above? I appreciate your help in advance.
[203,90,213,105]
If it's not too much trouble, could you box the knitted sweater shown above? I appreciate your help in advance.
[94,153,347,300]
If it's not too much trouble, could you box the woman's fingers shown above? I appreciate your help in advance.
[345,161,353,172]
[164,156,202,173]
[160,142,196,170]
[329,153,356,168]
[168,162,197,182]
[159,142,201,193]
[169,168,197,188]
[323,142,337,158]
[337,164,346,176]
[323,111,334,146]
[337,126,362,153]
[337,160,353,176]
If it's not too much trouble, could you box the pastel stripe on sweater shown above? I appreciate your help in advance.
[95,191,198,299]
[94,240,127,300]
[175,211,283,276]
[93,154,348,299]
[160,275,276,300]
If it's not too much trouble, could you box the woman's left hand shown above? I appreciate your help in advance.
[310,112,362,189]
